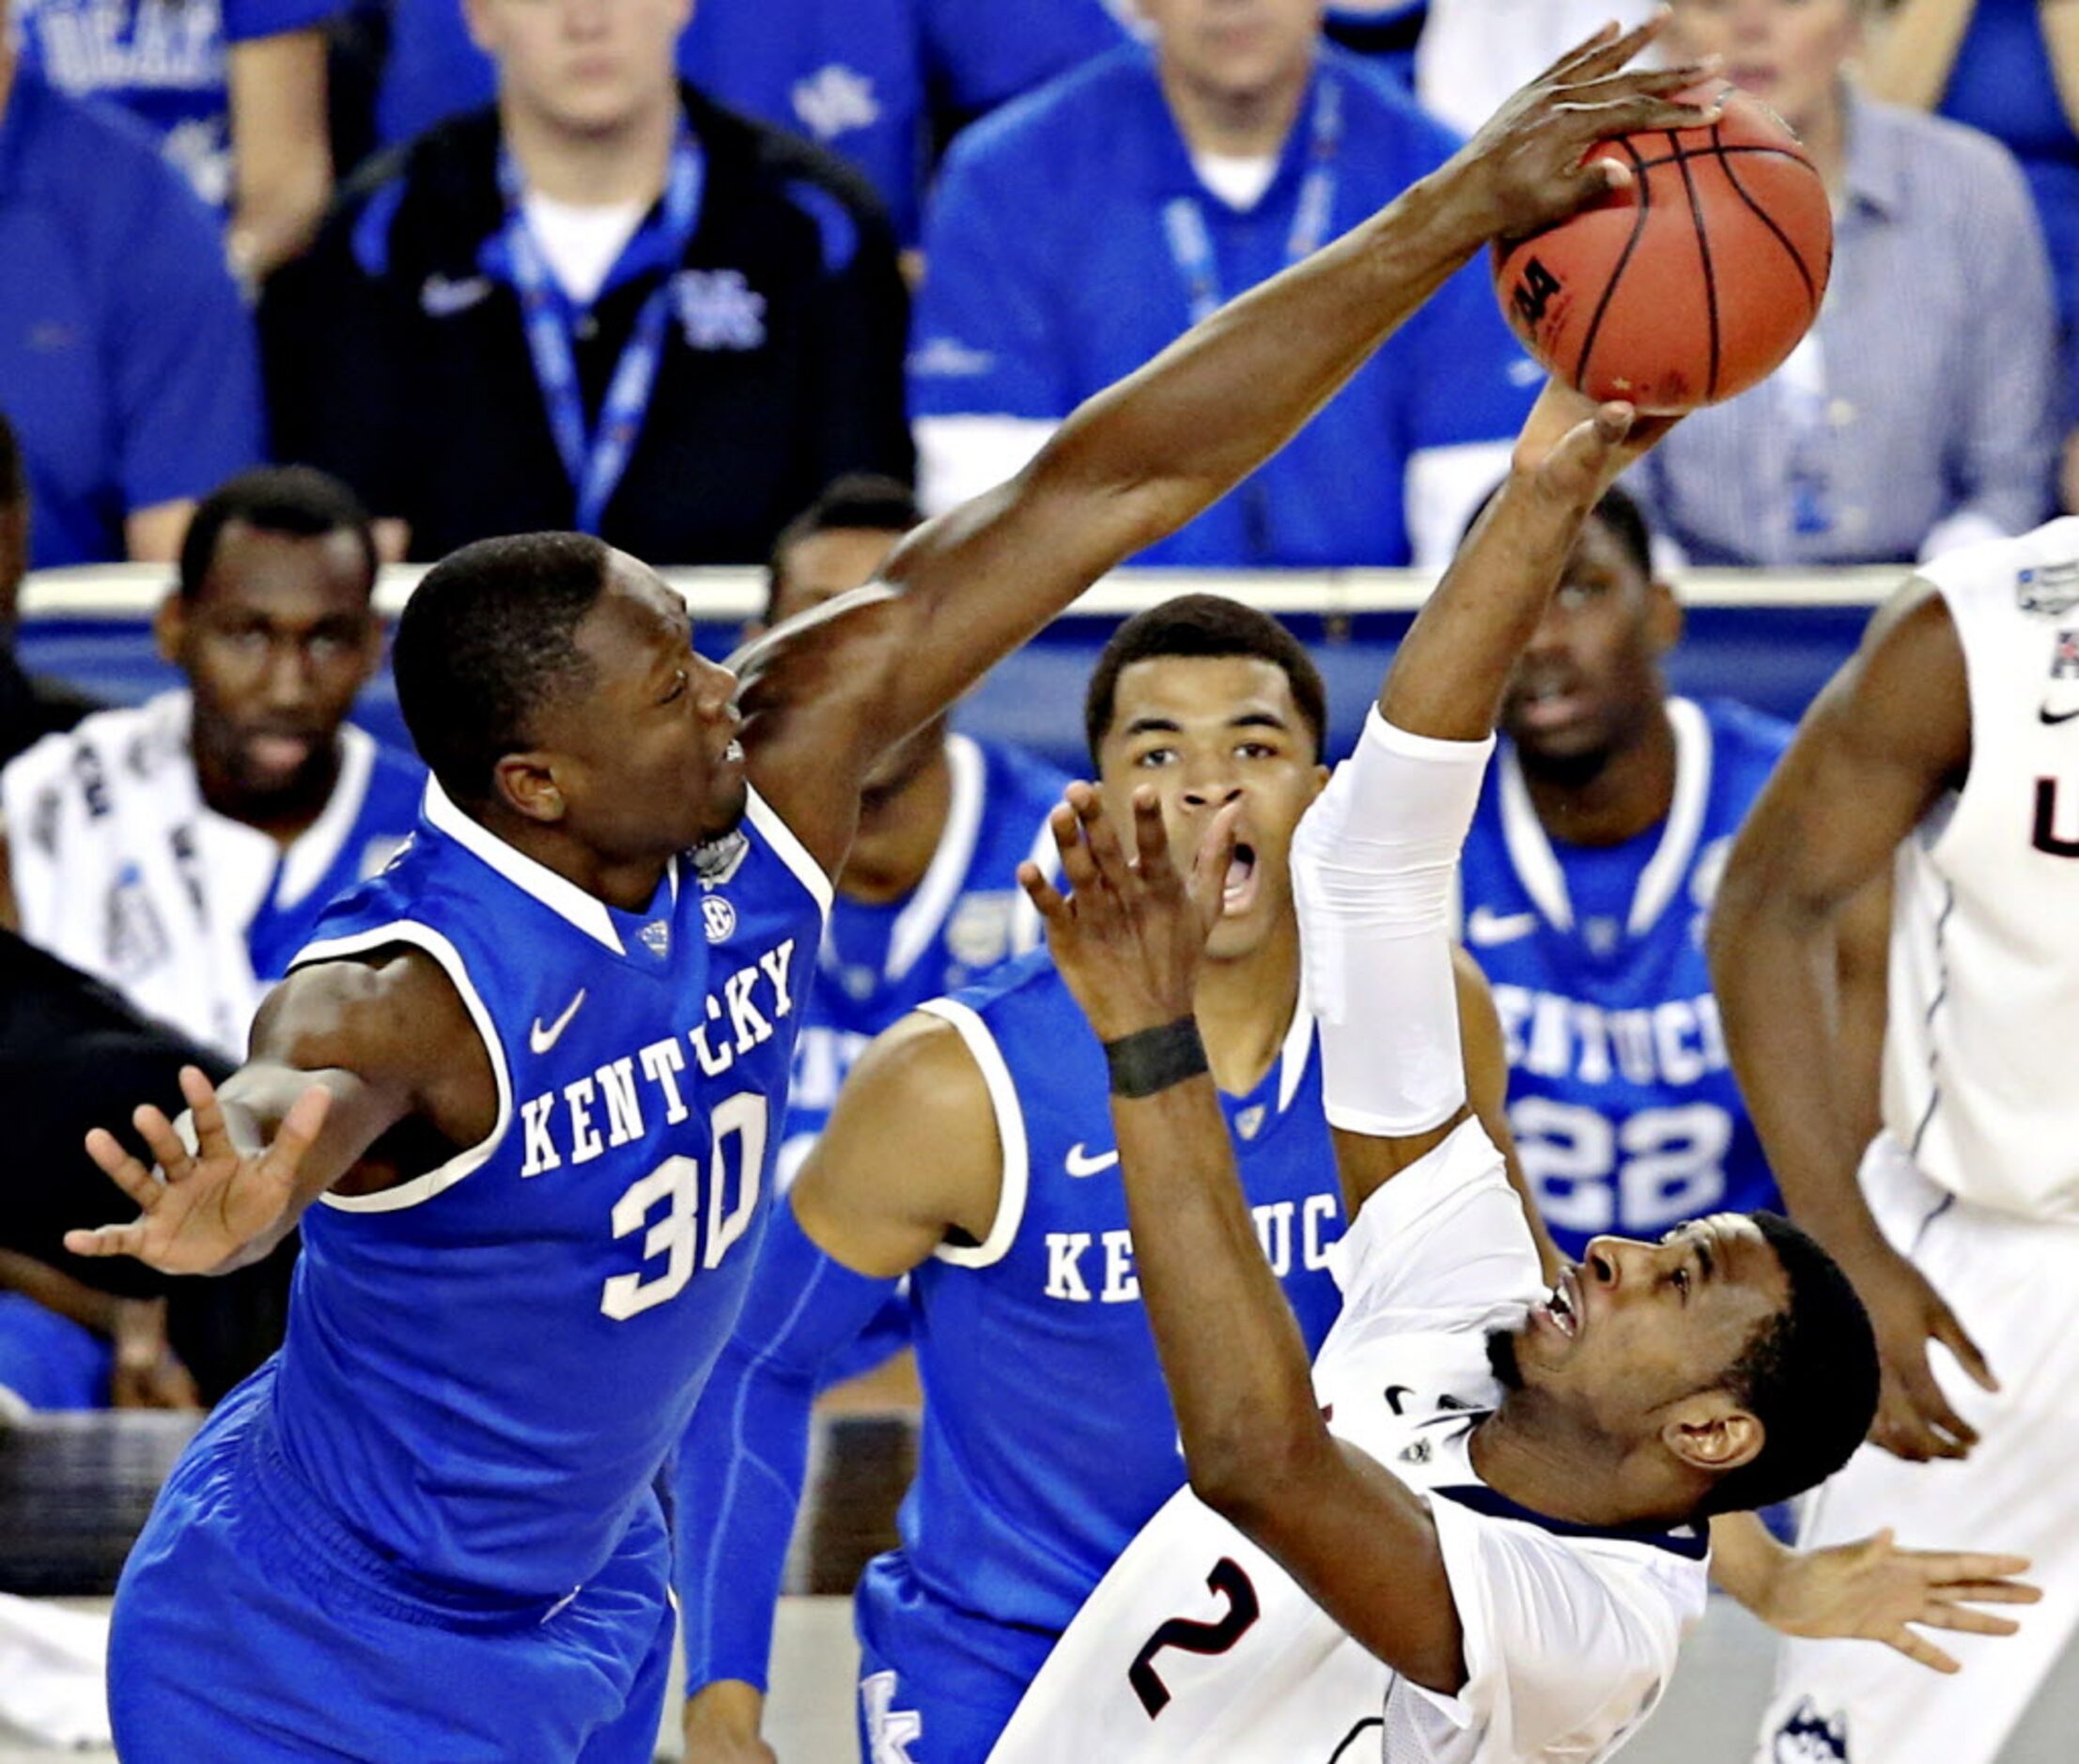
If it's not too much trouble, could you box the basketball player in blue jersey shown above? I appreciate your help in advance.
[60,23,1726,1756]
[1459,485,1807,1261]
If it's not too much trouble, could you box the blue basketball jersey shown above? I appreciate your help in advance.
[272,780,829,1601]
[779,733,1066,1187]
[856,950,1345,1712]
[1458,697,1791,1261]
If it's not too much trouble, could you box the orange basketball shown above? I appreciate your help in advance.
[1492,84,1832,414]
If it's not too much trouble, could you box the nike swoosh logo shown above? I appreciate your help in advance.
[529,988,587,1056]
[2041,705,2079,725]
[1064,1142,1119,1178]
[1465,906,1540,947]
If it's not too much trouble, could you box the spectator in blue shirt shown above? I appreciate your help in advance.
[373,0,1134,251]
[1630,0,2058,566]
[0,40,264,566]
[14,0,337,276]
[908,0,1538,568]
[1866,0,2079,508]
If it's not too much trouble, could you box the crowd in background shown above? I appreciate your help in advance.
[0,0,2074,578]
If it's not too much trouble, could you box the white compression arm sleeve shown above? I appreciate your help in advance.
[1292,707,1495,1137]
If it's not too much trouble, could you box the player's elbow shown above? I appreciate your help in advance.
[1183,1416,1329,1530]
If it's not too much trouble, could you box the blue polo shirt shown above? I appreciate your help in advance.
[375,0,931,241]
[910,42,1535,566]
[0,73,263,567]
[14,0,341,211]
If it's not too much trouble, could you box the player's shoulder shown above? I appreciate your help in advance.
[1916,515,2079,606]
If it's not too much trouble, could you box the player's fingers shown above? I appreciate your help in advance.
[1560,59,1722,108]
[1187,800,1242,931]
[1931,1578,2042,1606]
[1130,787,1177,888]
[132,1105,194,1183]
[1895,1551,2033,1583]
[1870,1395,1947,1462]
[1917,1603,2023,1637]
[1532,17,1621,85]
[263,1085,334,1184]
[179,1064,233,1162]
[1902,1363,1979,1453]
[1559,91,1726,144]
[1048,800,1102,896]
[1016,859,1072,928]
[1076,785,1133,889]
[84,1126,166,1212]
[1930,1306,1999,1394]
[61,1223,148,1261]
[1885,1630,1961,1676]
[1555,9,1666,84]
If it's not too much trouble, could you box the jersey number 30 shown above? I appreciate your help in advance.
[598,1092,767,1321]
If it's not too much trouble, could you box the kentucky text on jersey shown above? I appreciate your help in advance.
[1040,1193,1341,1303]
[515,939,798,1184]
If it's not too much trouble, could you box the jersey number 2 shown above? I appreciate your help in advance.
[1128,1557,1261,1718]
[598,1092,767,1321]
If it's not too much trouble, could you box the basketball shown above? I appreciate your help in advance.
[1492,83,1832,414]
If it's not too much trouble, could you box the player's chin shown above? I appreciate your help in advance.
[694,769,751,843]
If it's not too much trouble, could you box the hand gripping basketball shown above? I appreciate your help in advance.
[66,1065,333,1276]
[1494,78,1834,412]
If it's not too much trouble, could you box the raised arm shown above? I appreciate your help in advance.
[1706,583,1994,1461]
[1015,392,1678,1689]
[738,22,1720,869]
[62,951,489,1277]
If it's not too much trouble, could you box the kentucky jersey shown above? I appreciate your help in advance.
[274,778,829,1600]
[855,951,1346,1750]
[1458,697,1791,1260]
[780,732,1066,1188]
[989,1121,1709,1764]
[1887,520,2079,1219]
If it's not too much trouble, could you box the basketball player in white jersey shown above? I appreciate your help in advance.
[988,387,2009,1763]
[1711,518,2079,1761]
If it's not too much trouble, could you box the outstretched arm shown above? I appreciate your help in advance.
[740,21,1720,871]
[62,951,491,1276]
[1706,584,1994,1462]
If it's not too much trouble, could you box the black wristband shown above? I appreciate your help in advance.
[1103,1017,1209,1099]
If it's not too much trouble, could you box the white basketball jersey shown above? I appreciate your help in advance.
[986,1122,1708,1764]
[1885,519,2079,1221]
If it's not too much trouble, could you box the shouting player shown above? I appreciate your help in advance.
[64,23,1722,1758]
[987,388,2011,1761]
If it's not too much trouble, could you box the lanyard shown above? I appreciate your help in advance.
[1161,72,1342,328]
[498,126,704,535]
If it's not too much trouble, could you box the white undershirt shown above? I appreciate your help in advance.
[1189,150,1279,212]
[520,192,646,306]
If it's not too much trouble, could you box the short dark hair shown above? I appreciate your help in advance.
[765,473,922,622]
[1461,481,1655,587]
[1083,595,1329,767]
[178,467,379,602]
[393,533,610,806]
[1696,1212,1880,1517]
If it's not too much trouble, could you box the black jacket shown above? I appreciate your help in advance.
[262,86,913,564]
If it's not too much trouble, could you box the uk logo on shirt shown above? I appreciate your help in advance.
[673,271,766,351]
[792,64,879,141]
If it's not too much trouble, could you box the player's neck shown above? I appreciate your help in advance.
[1158,47,1313,159]
[1518,702,1677,849]
[195,738,345,853]
[498,88,677,208]
[1470,1398,1698,1531]
[1191,917,1302,1095]
[837,740,954,905]
[480,804,672,913]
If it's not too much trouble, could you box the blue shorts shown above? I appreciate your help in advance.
[109,1366,675,1762]
[853,1553,1057,1764]
[0,1292,111,1413]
